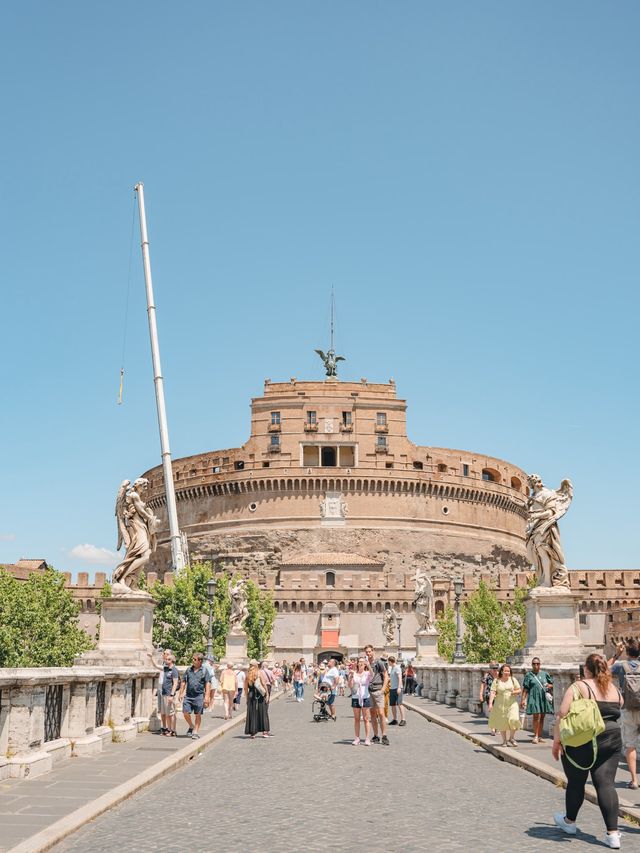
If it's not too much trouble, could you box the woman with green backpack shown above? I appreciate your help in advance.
[552,653,624,849]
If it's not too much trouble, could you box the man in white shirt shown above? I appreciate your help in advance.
[321,658,340,721]
[388,655,406,726]
[233,667,246,711]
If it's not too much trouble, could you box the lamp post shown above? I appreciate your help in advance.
[259,615,265,661]
[206,578,216,659]
[396,616,403,660]
[453,577,466,664]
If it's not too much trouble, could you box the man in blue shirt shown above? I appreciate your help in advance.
[609,639,640,790]
[178,652,212,739]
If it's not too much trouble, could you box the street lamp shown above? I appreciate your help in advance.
[396,616,403,660]
[259,615,265,661]
[206,578,216,659]
[453,577,466,663]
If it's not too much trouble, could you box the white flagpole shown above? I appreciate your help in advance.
[134,182,185,571]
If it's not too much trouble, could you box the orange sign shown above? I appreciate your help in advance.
[321,629,340,648]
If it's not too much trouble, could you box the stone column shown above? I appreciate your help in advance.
[6,685,52,779]
[110,678,137,742]
[67,681,101,757]
[436,668,447,703]
[445,667,458,706]
[428,668,438,700]
[468,666,484,715]
[455,669,470,710]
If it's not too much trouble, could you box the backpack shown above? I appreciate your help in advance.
[621,662,640,711]
[559,683,605,770]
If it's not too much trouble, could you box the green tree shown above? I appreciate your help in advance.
[461,581,525,663]
[436,605,456,661]
[243,580,276,660]
[0,566,94,666]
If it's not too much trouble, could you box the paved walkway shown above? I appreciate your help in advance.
[54,692,639,853]
[0,698,243,853]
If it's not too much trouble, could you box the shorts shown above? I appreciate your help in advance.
[351,697,372,709]
[160,695,176,716]
[389,688,403,707]
[326,692,336,706]
[182,697,204,715]
[621,708,640,750]
[369,690,385,711]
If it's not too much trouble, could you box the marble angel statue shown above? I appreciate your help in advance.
[229,578,249,632]
[525,474,573,588]
[382,607,399,645]
[412,567,436,631]
[112,478,159,595]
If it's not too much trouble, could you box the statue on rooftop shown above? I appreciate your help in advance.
[315,347,345,378]
[113,478,158,596]
[525,474,573,588]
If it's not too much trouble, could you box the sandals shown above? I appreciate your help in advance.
[627,781,639,790]
[509,740,518,748]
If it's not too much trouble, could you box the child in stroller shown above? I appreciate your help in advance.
[312,681,333,722]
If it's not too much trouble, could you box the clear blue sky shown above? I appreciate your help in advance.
[1,2,638,575]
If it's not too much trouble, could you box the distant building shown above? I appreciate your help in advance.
[2,558,49,580]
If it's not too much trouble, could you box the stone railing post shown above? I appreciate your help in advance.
[445,667,458,705]
[6,684,51,779]
[436,668,447,703]
[109,678,137,742]
[468,666,484,715]
[455,668,470,710]
[66,679,101,756]
[428,668,438,700]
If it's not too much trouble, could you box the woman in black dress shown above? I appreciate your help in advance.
[245,661,270,739]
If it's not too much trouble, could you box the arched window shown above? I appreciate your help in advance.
[274,601,280,612]
[326,571,336,588]
[482,468,500,483]
[291,601,297,612]
[321,447,337,467]
[348,602,355,612]
[437,463,447,473]
[366,602,373,613]
[309,602,315,613]
[435,600,444,616]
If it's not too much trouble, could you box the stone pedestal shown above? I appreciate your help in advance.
[515,586,585,666]
[414,630,441,664]
[225,629,249,666]
[384,644,400,660]
[77,595,156,667]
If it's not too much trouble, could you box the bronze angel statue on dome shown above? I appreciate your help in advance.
[315,347,345,378]
[525,474,573,588]
[112,478,159,595]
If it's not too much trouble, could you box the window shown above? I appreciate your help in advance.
[385,462,393,468]
[376,412,387,426]
[342,411,352,426]
[437,463,447,472]
[326,571,336,588]
[271,411,280,425]
[377,435,387,447]
[262,461,270,468]
[321,446,337,466]
[307,411,317,425]
[213,466,221,474]
[413,461,423,470]
[463,464,469,477]
[234,460,245,470]
[270,434,280,446]
[482,468,500,483]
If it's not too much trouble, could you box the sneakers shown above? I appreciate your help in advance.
[398,720,406,727]
[604,832,621,849]
[381,735,390,746]
[352,738,360,746]
[186,728,193,737]
[389,720,399,726]
[363,739,371,746]
[553,814,577,835]
[371,735,380,744]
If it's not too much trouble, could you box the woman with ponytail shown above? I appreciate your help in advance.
[552,654,624,848]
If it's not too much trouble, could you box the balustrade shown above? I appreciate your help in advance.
[412,662,580,737]
[0,666,158,780]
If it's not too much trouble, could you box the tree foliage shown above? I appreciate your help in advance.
[148,562,276,665]
[0,566,94,667]
[461,581,526,663]
[436,605,456,661]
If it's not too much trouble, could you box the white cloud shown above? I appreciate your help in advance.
[0,533,16,541]
[69,544,118,565]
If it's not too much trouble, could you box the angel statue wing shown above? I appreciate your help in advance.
[315,349,326,361]
[554,479,573,522]
[335,355,345,363]
[115,480,130,551]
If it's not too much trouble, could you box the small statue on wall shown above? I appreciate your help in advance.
[412,567,436,632]
[382,607,399,645]
[525,474,573,588]
[113,478,159,596]
[229,577,249,633]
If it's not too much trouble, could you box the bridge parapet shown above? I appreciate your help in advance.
[411,662,580,737]
[0,665,158,781]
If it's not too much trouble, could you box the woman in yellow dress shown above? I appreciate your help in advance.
[488,664,522,747]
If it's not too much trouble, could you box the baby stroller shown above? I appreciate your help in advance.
[312,682,332,722]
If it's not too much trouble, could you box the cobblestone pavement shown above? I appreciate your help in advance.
[0,699,238,853]
[55,693,640,853]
